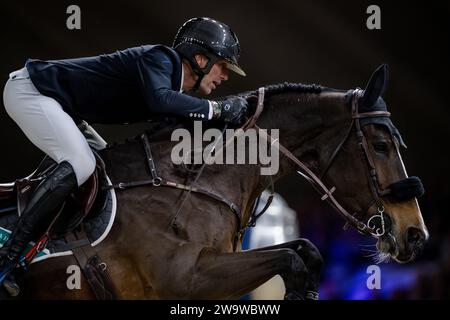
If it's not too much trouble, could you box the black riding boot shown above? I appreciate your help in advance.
[0,161,78,296]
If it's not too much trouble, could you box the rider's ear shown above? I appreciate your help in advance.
[195,54,209,68]
[361,64,389,107]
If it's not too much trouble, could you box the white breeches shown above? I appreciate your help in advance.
[3,67,96,186]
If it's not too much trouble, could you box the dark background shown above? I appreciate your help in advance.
[0,0,448,299]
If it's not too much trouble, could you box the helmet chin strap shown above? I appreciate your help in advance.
[193,72,205,91]
[188,55,219,92]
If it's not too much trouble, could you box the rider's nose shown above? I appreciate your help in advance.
[221,70,229,81]
[407,226,426,251]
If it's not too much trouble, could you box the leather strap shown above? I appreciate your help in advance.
[104,178,242,236]
[141,133,162,186]
[242,87,265,131]
[246,172,275,230]
[254,124,370,233]
[66,231,118,300]
[353,111,391,119]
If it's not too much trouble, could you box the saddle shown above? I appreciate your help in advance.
[0,151,109,239]
[0,120,125,298]
[0,151,118,299]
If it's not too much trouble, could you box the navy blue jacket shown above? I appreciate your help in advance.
[25,45,210,124]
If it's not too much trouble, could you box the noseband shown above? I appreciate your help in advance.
[244,87,424,238]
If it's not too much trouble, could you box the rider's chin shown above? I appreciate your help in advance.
[200,86,211,95]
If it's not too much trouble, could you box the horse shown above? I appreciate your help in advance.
[1,64,428,299]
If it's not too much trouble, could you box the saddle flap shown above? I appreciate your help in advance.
[73,169,98,217]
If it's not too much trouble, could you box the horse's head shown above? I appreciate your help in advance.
[236,65,427,263]
[314,64,428,263]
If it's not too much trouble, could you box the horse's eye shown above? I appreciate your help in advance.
[373,141,389,153]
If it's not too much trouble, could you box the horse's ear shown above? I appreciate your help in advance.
[361,64,389,107]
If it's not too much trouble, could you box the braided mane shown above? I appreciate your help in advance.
[238,82,323,99]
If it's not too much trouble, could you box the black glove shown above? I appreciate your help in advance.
[212,97,248,125]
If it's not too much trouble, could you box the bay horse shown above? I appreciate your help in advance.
[4,64,428,299]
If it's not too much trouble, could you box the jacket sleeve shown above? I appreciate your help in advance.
[136,49,210,120]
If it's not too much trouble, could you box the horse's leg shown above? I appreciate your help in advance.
[250,238,323,300]
[185,247,308,300]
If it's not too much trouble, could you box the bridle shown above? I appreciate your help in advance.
[243,87,419,238]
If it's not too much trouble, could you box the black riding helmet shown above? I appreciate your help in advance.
[173,17,246,90]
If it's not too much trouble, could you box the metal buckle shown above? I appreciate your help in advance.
[98,262,107,272]
[367,206,386,237]
[152,177,162,187]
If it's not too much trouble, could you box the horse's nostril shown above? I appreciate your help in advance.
[407,227,425,247]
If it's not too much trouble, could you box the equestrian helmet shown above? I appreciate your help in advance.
[173,17,246,78]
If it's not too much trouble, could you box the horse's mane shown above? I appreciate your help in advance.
[237,82,323,100]
[104,82,326,148]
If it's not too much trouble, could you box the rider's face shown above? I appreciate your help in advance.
[195,55,229,95]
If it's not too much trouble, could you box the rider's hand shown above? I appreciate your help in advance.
[212,97,248,125]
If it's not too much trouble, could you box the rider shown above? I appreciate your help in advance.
[0,17,248,296]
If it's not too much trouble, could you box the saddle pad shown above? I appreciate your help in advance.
[0,176,117,264]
